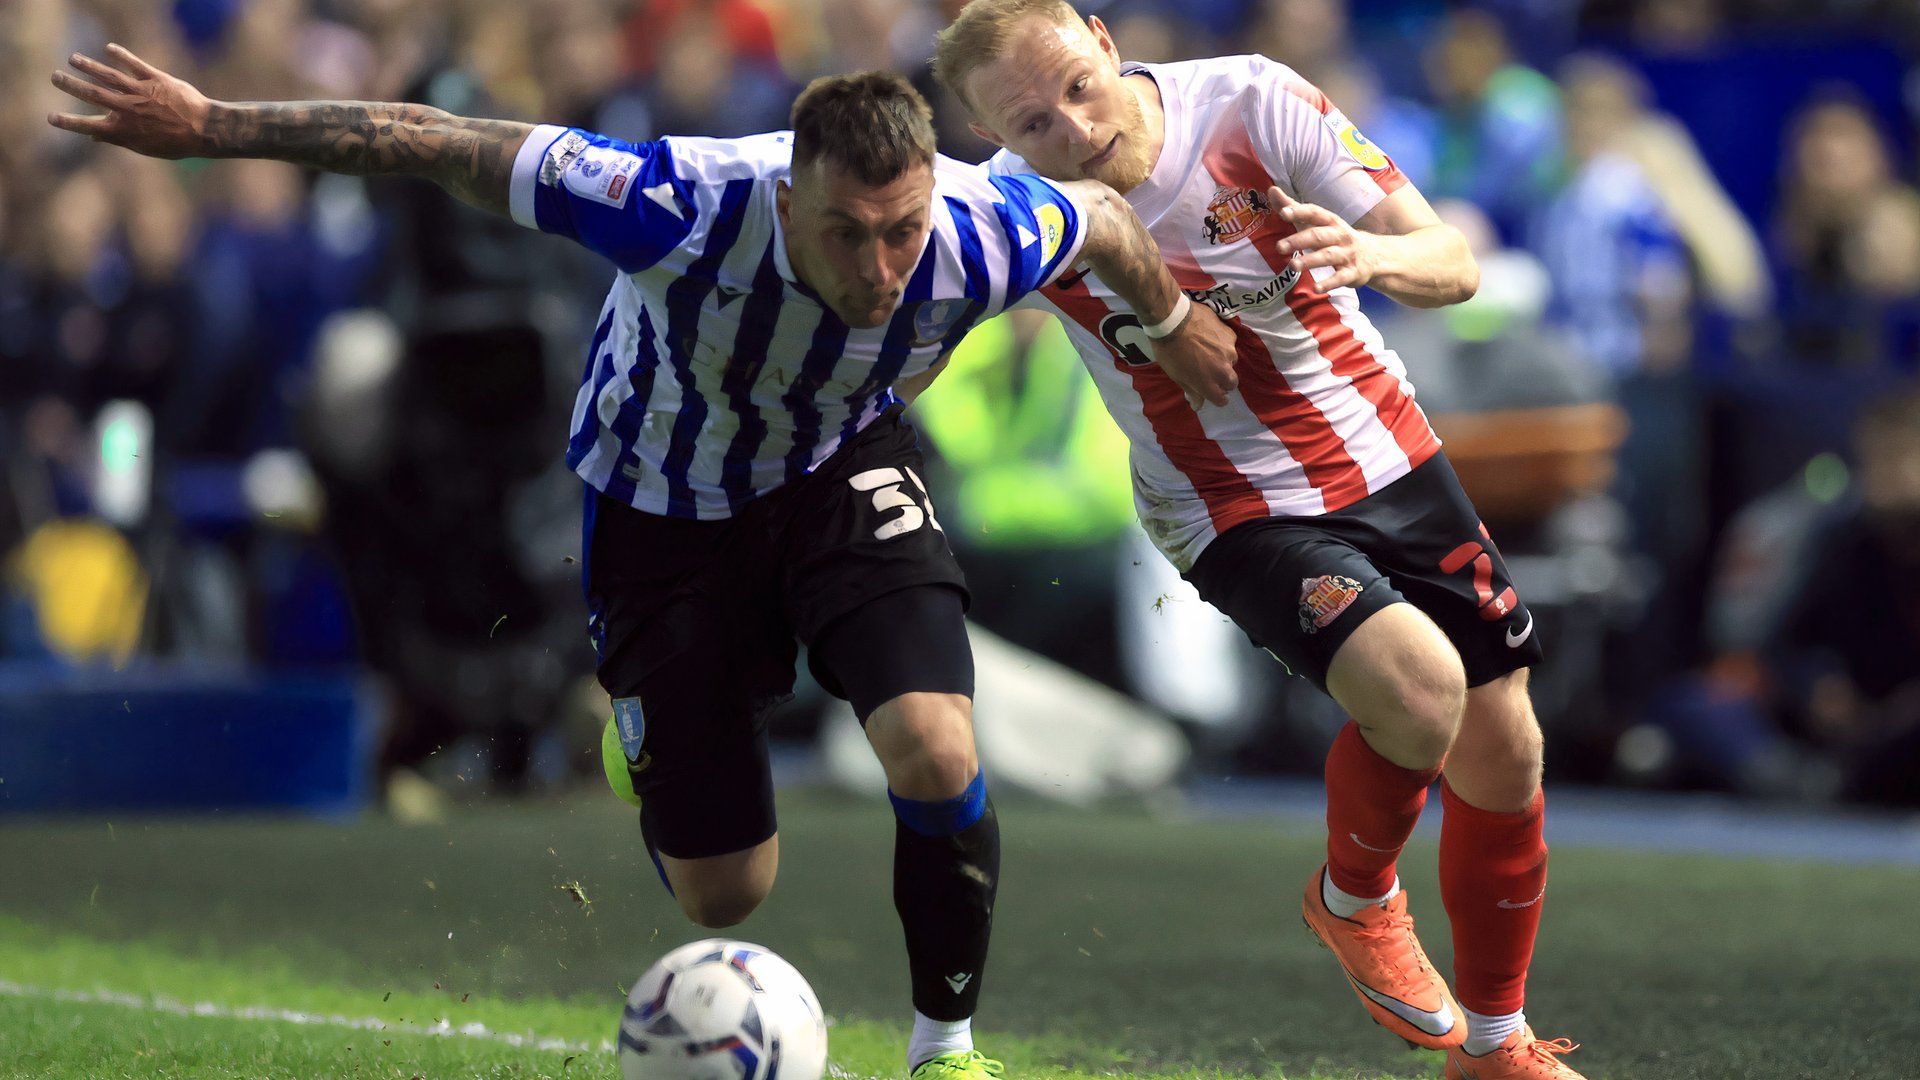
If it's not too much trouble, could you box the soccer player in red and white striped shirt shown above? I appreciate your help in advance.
[936,3,1581,1077]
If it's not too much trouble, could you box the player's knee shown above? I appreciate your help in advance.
[1332,605,1466,760]
[1355,652,1466,762]
[1403,654,1468,747]
[868,693,979,800]
[893,726,979,799]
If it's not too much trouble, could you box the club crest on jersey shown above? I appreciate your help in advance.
[1299,575,1364,633]
[909,299,980,348]
[1202,186,1273,245]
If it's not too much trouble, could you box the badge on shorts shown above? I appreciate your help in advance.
[1299,575,1363,634]
[612,696,649,769]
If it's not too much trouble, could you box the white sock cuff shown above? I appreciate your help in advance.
[1321,873,1401,918]
[1462,1008,1525,1056]
[908,1012,973,1069]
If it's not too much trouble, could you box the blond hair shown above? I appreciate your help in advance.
[932,0,1083,110]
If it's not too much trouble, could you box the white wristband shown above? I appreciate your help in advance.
[1140,293,1191,339]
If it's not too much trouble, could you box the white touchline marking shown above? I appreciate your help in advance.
[0,979,610,1055]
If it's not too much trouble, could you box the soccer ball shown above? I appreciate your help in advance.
[617,938,828,1080]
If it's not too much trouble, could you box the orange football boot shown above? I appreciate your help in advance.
[1445,1027,1584,1079]
[1301,864,1466,1050]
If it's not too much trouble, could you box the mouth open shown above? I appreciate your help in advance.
[1082,135,1120,173]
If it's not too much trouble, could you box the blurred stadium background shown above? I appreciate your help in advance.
[2,0,1918,1077]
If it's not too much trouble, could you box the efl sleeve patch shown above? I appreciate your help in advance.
[561,145,642,209]
[1323,113,1391,171]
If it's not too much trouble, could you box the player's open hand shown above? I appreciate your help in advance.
[48,45,217,160]
[1154,296,1239,410]
[1268,186,1374,292]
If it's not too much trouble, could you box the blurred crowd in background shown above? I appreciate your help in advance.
[3,0,1918,807]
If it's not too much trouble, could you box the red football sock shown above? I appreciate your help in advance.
[1323,721,1441,899]
[1439,778,1547,1016]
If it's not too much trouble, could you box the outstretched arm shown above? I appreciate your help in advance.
[49,44,531,216]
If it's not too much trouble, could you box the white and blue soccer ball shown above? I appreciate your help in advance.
[618,939,828,1080]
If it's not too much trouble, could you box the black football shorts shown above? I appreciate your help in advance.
[1183,451,1543,691]
[583,407,971,859]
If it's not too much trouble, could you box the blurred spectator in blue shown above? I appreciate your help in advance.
[1532,53,1769,694]
[23,161,197,426]
[1422,8,1561,241]
[1647,386,1920,805]
[1533,54,1691,565]
[1773,91,1920,371]
[1533,56,1695,384]
[177,158,375,457]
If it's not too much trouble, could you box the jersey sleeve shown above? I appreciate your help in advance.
[509,124,698,273]
[982,173,1092,309]
[1248,61,1408,225]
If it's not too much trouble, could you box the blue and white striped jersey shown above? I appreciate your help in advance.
[508,124,1092,518]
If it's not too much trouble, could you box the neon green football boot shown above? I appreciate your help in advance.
[600,715,646,809]
[910,1050,1006,1080]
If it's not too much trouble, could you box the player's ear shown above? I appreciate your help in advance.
[1085,15,1120,64]
[776,179,792,229]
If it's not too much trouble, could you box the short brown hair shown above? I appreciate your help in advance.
[932,0,1082,110]
[790,72,937,186]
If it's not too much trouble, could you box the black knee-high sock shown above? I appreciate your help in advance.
[891,777,999,1022]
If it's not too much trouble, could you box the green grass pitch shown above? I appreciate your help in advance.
[1,792,1914,1078]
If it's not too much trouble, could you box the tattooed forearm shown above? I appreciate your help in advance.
[1067,179,1184,326]
[202,101,533,216]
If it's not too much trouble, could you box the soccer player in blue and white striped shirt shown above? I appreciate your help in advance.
[53,48,1237,1077]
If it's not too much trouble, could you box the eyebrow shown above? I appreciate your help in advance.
[996,59,1089,123]
[821,208,925,230]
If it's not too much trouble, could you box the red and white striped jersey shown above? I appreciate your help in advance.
[990,55,1441,570]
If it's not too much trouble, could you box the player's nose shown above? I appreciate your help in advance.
[1065,108,1098,149]
[855,243,890,289]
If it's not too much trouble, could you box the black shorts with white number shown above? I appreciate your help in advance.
[582,406,969,859]
[1183,451,1543,692]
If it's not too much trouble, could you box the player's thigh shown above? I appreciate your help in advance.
[1324,600,1468,744]
[587,491,793,863]
[1354,453,1543,688]
[1182,519,1403,693]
